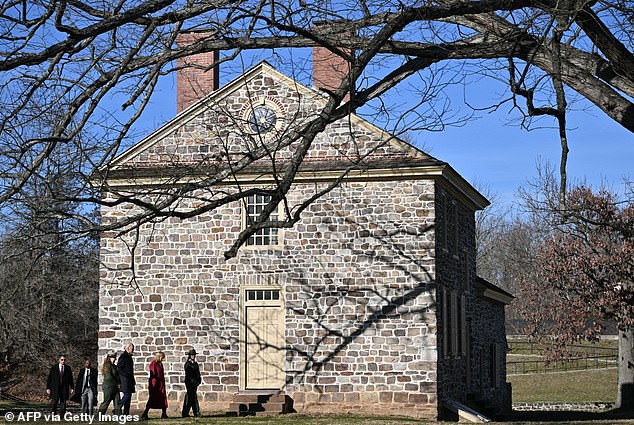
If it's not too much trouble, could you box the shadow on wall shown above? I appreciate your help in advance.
[285,219,436,385]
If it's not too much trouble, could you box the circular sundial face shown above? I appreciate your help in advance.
[248,105,277,135]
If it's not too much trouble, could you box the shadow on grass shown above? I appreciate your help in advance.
[509,407,634,422]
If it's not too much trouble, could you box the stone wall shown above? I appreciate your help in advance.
[470,296,512,415]
[433,183,511,417]
[513,402,614,411]
[434,183,473,408]
[99,178,439,417]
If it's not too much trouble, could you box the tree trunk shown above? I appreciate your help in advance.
[617,327,634,410]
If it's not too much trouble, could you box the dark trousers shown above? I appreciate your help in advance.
[98,387,121,415]
[120,392,132,415]
[50,393,67,416]
[181,385,200,417]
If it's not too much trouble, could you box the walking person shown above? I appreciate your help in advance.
[141,352,168,420]
[98,350,121,415]
[72,358,98,414]
[117,343,136,415]
[46,354,74,416]
[181,349,201,418]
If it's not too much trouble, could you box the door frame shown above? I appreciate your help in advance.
[239,283,285,391]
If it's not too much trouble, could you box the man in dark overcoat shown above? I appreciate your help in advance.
[117,343,135,415]
[181,349,202,418]
[46,354,74,416]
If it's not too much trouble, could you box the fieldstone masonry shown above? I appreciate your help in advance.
[100,179,439,416]
[98,61,511,418]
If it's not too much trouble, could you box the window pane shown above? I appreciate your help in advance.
[245,194,279,246]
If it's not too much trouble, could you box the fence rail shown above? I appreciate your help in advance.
[507,355,617,375]
[508,341,619,358]
[507,341,618,375]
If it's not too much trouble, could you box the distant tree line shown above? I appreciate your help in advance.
[476,163,634,408]
[0,138,99,385]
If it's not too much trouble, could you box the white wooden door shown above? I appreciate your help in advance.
[244,289,285,389]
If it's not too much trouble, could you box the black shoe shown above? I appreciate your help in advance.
[161,414,169,419]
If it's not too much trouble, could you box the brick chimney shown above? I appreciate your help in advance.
[313,44,353,102]
[176,32,219,113]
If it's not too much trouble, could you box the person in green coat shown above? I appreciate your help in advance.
[181,349,202,418]
[98,351,121,415]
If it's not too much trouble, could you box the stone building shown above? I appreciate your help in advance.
[98,40,513,419]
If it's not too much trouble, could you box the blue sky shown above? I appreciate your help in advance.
[422,101,633,208]
[131,50,633,211]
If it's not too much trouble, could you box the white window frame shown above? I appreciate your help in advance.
[242,194,282,248]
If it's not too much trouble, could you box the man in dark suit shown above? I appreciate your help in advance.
[181,349,202,418]
[72,358,98,414]
[46,354,74,416]
[117,343,135,415]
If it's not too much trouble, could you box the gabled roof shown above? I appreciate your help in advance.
[104,61,489,210]
[109,61,427,169]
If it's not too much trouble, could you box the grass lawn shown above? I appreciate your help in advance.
[2,412,634,425]
[509,368,618,403]
[3,400,634,424]
[2,411,634,425]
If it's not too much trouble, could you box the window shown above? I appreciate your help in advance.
[452,202,459,252]
[489,343,499,388]
[442,290,451,356]
[460,294,467,356]
[245,194,279,246]
[451,292,459,355]
[442,289,467,358]
[440,194,448,250]
[247,289,280,301]
[454,293,461,355]
[447,200,459,253]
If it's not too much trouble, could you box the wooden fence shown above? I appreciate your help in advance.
[507,341,618,375]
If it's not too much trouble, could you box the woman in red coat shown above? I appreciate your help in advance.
[141,352,168,419]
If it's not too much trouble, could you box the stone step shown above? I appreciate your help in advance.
[226,393,293,416]
[230,393,286,403]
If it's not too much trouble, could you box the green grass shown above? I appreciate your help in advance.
[509,368,618,403]
[0,399,46,409]
[2,412,634,425]
[2,402,633,424]
[0,411,428,425]
[507,338,620,404]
